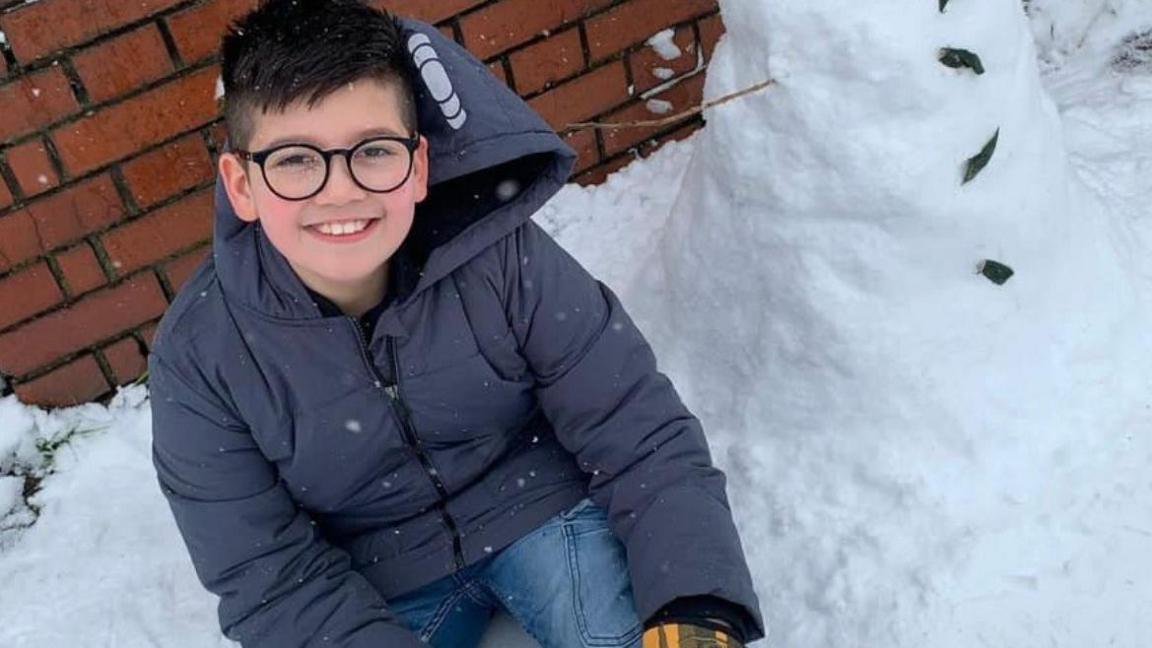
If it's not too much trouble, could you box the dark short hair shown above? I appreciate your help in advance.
[220,0,418,150]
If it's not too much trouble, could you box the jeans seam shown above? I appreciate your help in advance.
[563,516,644,647]
[563,521,593,644]
[419,587,469,642]
[462,578,493,607]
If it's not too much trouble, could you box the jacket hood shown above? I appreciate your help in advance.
[211,17,576,321]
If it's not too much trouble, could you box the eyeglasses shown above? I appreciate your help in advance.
[234,134,420,201]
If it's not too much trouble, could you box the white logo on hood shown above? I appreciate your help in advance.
[408,33,467,131]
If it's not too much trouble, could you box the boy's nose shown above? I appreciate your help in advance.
[313,154,368,205]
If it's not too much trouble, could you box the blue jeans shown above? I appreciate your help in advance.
[385,498,644,648]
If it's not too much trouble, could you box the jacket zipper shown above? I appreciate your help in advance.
[347,318,466,570]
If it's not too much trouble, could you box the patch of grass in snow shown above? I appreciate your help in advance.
[32,424,107,469]
[1,422,109,543]
[1112,30,1152,72]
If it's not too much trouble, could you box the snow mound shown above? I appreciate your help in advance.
[622,0,1152,645]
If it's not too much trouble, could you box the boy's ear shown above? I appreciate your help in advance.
[412,135,430,204]
[219,153,259,223]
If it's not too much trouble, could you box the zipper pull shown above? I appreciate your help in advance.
[383,384,399,400]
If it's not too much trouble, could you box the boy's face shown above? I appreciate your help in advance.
[220,78,429,304]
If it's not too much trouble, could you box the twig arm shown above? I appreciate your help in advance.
[564,79,775,132]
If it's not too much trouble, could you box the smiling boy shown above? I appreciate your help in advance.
[147,1,764,647]
[221,75,424,318]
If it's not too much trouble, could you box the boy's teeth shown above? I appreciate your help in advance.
[316,220,368,236]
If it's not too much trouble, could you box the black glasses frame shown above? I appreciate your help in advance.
[234,134,421,201]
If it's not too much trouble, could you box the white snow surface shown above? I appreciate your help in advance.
[2,1,1151,646]
[646,98,675,114]
[647,28,683,61]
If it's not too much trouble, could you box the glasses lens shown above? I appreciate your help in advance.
[351,139,413,192]
[264,146,326,199]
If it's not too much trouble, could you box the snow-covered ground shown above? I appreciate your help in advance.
[2,1,1151,646]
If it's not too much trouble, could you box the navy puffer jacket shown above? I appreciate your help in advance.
[148,17,763,647]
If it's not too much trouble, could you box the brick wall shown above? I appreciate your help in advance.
[0,0,726,407]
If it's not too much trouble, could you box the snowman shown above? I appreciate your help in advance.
[629,1,1152,646]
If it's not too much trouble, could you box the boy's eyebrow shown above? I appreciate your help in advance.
[261,126,411,150]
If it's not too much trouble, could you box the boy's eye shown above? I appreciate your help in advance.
[359,145,396,159]
[274,153,320,166]
[266,147,322,169]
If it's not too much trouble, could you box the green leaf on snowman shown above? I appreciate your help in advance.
[979,259,1014,285]
[939,48,985,74]
[963,129,1000,184]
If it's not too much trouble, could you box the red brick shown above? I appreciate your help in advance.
[574,154,634,186]
[459,0,614,59]
[121,133,215,207]
[5,138,60,198]
[102,188,213,276]
[629,25,697,94]
[19,174,124,251]
[102,336,147,385]
[14,354,109,407]
[0,67,80,143]
[0,211,44,272]
[0,179,12,210]
[165,0,485,65]
[52,66,220,176]
[0,174,123,272]
[585,0,716,62]
[166,0,260,64]
[577,113,701,188]
[0,273,168,376]
[564,128,599,174]
[371,0,488,25]
[0,0,183,63]
[698,13,725,63]
[601,72,705,157]
[0,261,64,330]
[509,27,585,95]
[0,56,8,80]
[72,25,175,104]
[139,321,159,350]
[528,61,629,132]
[162,244,210,293]
[56,243,108,296]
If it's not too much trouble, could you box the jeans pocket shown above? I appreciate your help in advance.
[562,512,643,647]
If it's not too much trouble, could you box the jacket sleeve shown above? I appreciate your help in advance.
[500,221,765,640]
[148,352,424,648]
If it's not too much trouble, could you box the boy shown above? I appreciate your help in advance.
[147,1,764,646]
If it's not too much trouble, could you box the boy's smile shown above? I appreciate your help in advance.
[220,78,429,317]
[308,218,378,238]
